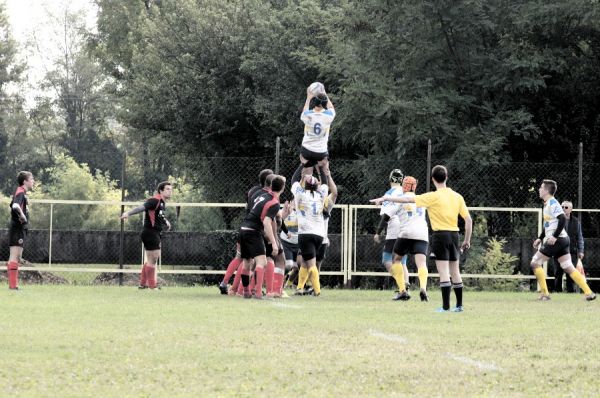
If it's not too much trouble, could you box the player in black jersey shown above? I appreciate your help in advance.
[6,171,35,290]
[239,175,285,299]
[222,169,274,295]
[121,181,172,289]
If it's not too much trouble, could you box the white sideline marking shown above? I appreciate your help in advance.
[271,302,304,309]
[369,330,408,344]
[446,353,501,372]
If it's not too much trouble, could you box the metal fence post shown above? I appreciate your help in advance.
[578,142,583,209]
[48,203,53,267]
[426,139,432,192]
[119,150,127,286]
[275,136,281,174]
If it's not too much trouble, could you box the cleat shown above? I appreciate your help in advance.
[266,292,280,299]
[243,292,252,299]
[585,293,596,301]
[538,294,551,301]
[227,286,236,296]
[218,282,228,295]
[435,307,450,313]
[280,291,290,299]
[451,306,464,312]
[419,289,429,302]
[294,288,306,296]
[304,287,314,296]
[392,291,411,301]
[138,286,148,290]
[9,287,19,291]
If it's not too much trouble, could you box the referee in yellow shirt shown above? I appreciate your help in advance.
[371,165,472,312]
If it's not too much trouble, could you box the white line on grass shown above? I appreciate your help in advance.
[446,353,501,372]
[368,329,408,344]
[271,302,304,309]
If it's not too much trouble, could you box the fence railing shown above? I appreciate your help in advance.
[1,199,599,284]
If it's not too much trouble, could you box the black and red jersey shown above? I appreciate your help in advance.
[143,194,167,231]
[241,190,280,232]
[245,185,264,213]
[9,186,29,226]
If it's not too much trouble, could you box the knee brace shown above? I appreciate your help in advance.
[530,252,544,268]
[559,260,574,271]
[381,251,393,266]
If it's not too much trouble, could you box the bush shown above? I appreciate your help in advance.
[464,237,519,291]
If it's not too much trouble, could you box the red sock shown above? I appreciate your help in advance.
[265,259,275,293]
[223,257,242,285]
[8,261,19,289]
[254,267,265,298]
[140,263,148,287]
[273,267,285,295]
[146,265,157,288]
[231,262,245,292]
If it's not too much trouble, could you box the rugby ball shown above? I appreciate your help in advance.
[308,82,325,96]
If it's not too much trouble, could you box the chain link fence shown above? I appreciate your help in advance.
[1,143,600,289]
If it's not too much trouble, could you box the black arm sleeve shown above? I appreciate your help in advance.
[538,230,546,241]
[553,214,566,238]
[281,221,289,234]
[376,214,390,235]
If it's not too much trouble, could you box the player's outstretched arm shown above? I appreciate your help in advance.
[370,195,414,205]
[120,205,145,219]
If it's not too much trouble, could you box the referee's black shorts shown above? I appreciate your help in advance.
[239,229,266,259]
[393,238,428,257]
[298,234,324,261]
[539,236,570,259]
[430,231,460,261]
[141,228,161,251]
[8,222,27,247]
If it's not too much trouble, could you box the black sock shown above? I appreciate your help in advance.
[291,163,304,184]
[440,281,452,310]
[241,274,250,287]
[453,282,463,307]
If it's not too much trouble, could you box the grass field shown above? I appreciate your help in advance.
[1,285,599,397]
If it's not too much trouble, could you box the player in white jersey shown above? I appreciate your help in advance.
[291,165,336,296]
[392,176,430,302]
[374,169,410,300]
[281,202,301,287]
[530,179,595,301]
[291,86,336,183]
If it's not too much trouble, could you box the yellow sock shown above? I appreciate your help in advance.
[390,263,406,292]
[418,266,428,290]
[569,269,592,295]
[308,266,321,295]
[297,267,309,289]
[533,267,549,295]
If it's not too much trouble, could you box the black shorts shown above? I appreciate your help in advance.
[282,239,300,262]
[298,234,324,261]
[8,223,27,247]
[141,228,161,251]
[393,238,428,256]
[430,231,460,261]
[383,239,396,253]
[539,237,570,259]
[301,146,328,167]
[240,229,266,259]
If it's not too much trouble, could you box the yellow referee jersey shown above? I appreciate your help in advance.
[414,187,470,231]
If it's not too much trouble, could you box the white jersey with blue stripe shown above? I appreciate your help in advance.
[280,209,299,244]
[543,196,568,239]
[300,108,336,153]
[396,192,429,242]
[380,186,403,240]
[292,181,329,237]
